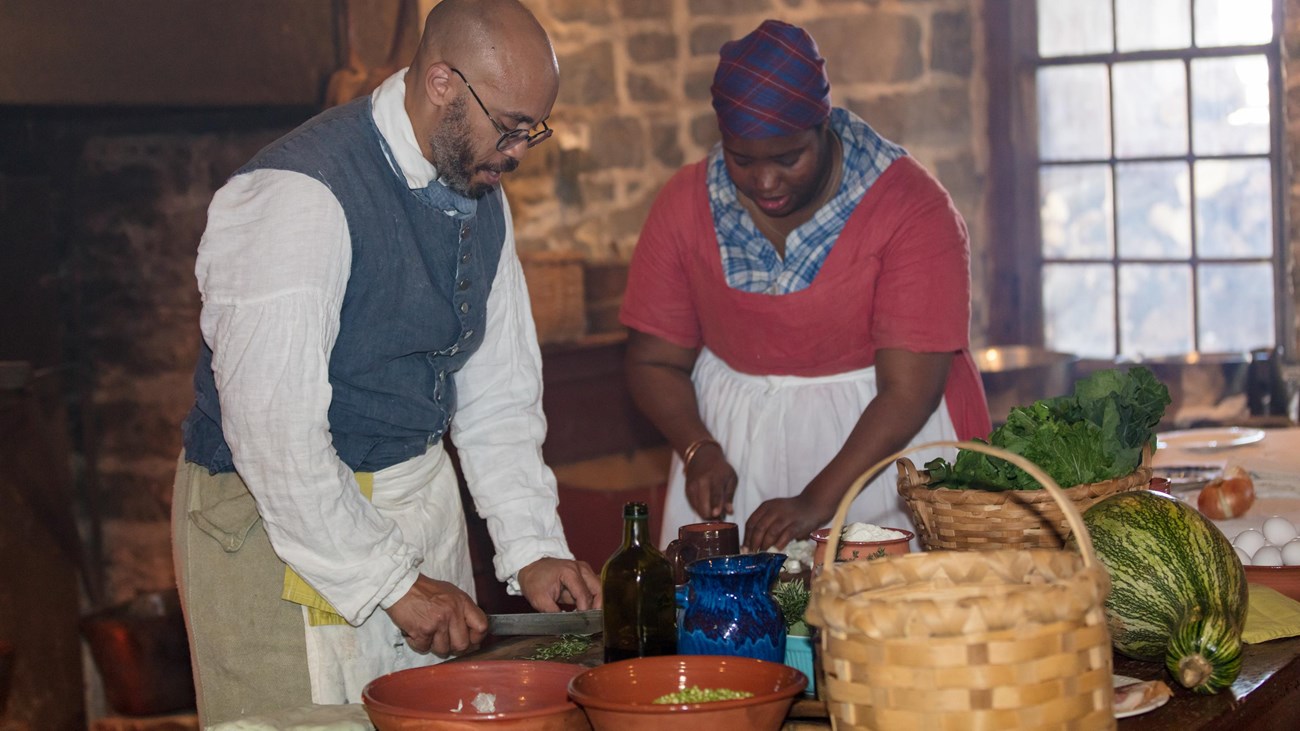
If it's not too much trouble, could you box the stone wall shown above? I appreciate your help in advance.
[497,0,990,338]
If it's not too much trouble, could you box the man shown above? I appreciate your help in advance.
[620,20,990,553]
[172,0,600,722]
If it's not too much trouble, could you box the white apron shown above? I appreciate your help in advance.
[659,348,958,550]
[303,444,476,704]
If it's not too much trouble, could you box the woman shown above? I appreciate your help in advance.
[620,19,991,553]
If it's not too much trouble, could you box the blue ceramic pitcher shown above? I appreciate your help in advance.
[675,552,787,662]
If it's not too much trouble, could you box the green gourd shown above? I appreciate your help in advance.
[1070,490,1247,694]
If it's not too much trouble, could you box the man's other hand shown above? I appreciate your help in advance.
[517,557,602,612]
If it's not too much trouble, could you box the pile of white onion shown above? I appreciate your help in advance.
[1232,516,1300,566]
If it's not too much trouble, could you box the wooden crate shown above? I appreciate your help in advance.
[521,251,586,344]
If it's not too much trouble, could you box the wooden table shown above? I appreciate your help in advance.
[456,630,1300,729]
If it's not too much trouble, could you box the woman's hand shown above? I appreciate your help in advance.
[684,441,738,520]
[743,492,836,552]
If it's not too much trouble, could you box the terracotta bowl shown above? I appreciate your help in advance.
[362,661,591,731]
[1244,565,1300,602]
[810,526,913,570]
[567,654,806,731]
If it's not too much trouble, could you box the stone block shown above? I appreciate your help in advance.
[807,14,924,84]
[691,23,734,56]
[685,69,715,101]
[628,72,670,103]
[628,32,678,63]
[651,122,685,167]
[550,0,611,23]
[558,44,616,106]
[620,0,671,20]
[691,112,721,147]
[584,117,647,170]
[850,86,972,149]
[932,10,973,76]
[688,0,773,15]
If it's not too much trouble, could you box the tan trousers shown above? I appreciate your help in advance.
[171,453,313,726]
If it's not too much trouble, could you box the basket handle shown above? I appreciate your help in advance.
[820,440,1098,571]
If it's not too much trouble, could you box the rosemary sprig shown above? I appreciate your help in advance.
[525,633,593,661]
[772,579,811,636]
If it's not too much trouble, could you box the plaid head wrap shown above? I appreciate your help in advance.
[711,20,831,139]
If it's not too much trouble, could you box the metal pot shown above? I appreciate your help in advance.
[973,346,1078,427]
[80,589,195,716]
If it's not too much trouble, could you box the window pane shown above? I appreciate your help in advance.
[1195,0,1273,47]
[1195,159,1273,258]
[1041,165,1114,259]
[1117,0,1191,52]
[1116,162,1191,260]
[1113,61,1188,157]
[1192,55,1271,155]
[1045,264,1115,358]
[1038,65,1111,160]
[1039,0,1113,57]
[1120,265,1193,357]
[1198,263,1274,351]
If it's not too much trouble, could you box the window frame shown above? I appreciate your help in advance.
[984,0,1292,359]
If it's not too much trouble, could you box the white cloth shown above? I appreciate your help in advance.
[302,445,473,704]
[659,348,959,551]
[195,68,572,702]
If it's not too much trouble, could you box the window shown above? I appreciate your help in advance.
[988,0,1284,359]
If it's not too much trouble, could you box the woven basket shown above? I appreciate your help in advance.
[520,251,586,344]
[897,447,1152,551]
[807,441,1115,730]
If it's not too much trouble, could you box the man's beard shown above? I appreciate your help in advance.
[429,96,520,199]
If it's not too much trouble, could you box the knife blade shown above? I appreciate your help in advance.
[486,608,603,636]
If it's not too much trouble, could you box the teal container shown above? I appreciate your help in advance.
[784,633,815,696]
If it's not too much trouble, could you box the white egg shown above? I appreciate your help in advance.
[1253,545,1284,567]
[1233,546,1252,565]
[1263,516,1298,546]
[1234,529,1267,556]
[1282,539,1300,566]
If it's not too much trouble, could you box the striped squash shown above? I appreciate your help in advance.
[1073,490,1247,694]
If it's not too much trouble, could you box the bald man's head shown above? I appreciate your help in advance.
[413,0,557,89]
[405,0,559,197]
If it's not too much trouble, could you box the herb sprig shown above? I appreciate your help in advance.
[525,633,593,661]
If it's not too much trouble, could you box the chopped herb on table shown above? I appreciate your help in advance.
[525,634,592,661]
[653,686,754,704]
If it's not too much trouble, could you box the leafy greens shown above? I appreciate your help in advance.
[924,366,1171,491]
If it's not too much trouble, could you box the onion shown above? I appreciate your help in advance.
[1196,466,1256,520]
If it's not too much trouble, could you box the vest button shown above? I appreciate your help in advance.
[459,302,470,314]
[458,279,470,291]
[461,252,471,263]
[448,345,459,356]
[462,330,474,340]
[460,225,472,239]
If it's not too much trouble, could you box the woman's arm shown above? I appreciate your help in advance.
[625,329,737,521]
[742,347,951,551]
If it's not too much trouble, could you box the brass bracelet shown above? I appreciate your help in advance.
[682,438,721,470]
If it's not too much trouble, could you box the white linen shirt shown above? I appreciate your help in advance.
[195,68,571,625]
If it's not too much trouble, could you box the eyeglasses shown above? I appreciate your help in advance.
[450,68,553,152]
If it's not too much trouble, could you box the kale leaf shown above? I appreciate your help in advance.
[924,366,1170,490]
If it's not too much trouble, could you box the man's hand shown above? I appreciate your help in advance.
[517,557,602,612]
[384,574,487,656]
[685,443,738,520]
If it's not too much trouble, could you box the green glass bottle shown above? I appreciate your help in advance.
[601,501,677,662]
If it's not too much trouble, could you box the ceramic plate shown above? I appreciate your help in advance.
[1152,464,1223,491]
[1157,427,1265,451]
[1112,675,1171,719]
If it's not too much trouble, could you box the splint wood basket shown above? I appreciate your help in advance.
[806,441,1115,730]
[896,446,1152,550]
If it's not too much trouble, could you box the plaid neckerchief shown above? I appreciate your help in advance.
[707,107,907,294]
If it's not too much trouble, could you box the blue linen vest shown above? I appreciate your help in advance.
[182,97,507,474]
